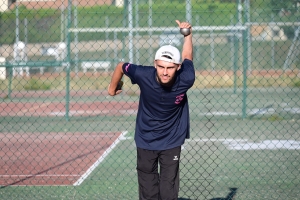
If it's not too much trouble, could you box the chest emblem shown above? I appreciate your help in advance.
[175,94,185,104]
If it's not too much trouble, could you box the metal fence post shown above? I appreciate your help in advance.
[65,0,72,121]
[242,29,248,119]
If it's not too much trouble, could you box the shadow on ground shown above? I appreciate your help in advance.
[178,187,238,200]
[210,188,238,200]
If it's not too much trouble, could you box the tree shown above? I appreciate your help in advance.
[270,0,299,15]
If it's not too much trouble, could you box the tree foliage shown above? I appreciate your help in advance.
[270,0,299,14]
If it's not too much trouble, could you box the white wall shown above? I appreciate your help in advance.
[0,0,9,12]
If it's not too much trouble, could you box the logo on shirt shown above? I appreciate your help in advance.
[175,94,184,104]
[125,63,131,72]
[173,156,179,161]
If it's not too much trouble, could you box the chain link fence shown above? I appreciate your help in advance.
[1,0,300,199]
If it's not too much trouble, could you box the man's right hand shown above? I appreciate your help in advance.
[108,81,123,96]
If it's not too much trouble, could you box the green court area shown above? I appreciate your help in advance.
[188,87,300,120]
[0,119,299,199]
[0,86,299,199]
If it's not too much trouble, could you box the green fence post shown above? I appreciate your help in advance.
[242,0,250,119]
[242,29,248,119]
[65,0,72,121]
[233,34,239,94]
[122,0,128,61]
[8,65,12,99]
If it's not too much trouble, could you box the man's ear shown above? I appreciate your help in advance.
[154,60,157,68]
[177,64,181,71]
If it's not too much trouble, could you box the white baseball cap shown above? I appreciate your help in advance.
[155,45,181,64]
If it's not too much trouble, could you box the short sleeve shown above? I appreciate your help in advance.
[122,63,137,84]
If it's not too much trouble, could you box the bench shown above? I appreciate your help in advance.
[81,61,111,73]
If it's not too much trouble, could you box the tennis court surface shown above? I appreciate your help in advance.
[0,131,123,186]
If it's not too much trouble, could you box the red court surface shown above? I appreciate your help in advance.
[0,131,123,186]
[0,101,138,117]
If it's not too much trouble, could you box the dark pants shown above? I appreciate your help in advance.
[136,146,181,200]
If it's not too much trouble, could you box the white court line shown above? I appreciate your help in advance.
[197,107,300,117]
[198,111,238,116]
[283,107,300,114]
[73,131,128,186]
[185,138,300,150]
[1,175,80,177]
[186,138,248,143]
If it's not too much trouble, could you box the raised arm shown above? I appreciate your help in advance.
[175,20,193,61]
[108,62,124,96]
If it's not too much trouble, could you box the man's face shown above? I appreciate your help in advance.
[155,60,180,87]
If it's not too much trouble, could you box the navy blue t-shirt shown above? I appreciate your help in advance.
[122,59,195,150]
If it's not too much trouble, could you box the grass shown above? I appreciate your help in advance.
[23,78,51,90]
[1,69,299,94]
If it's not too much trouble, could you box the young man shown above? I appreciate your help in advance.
[108,20,195,200]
